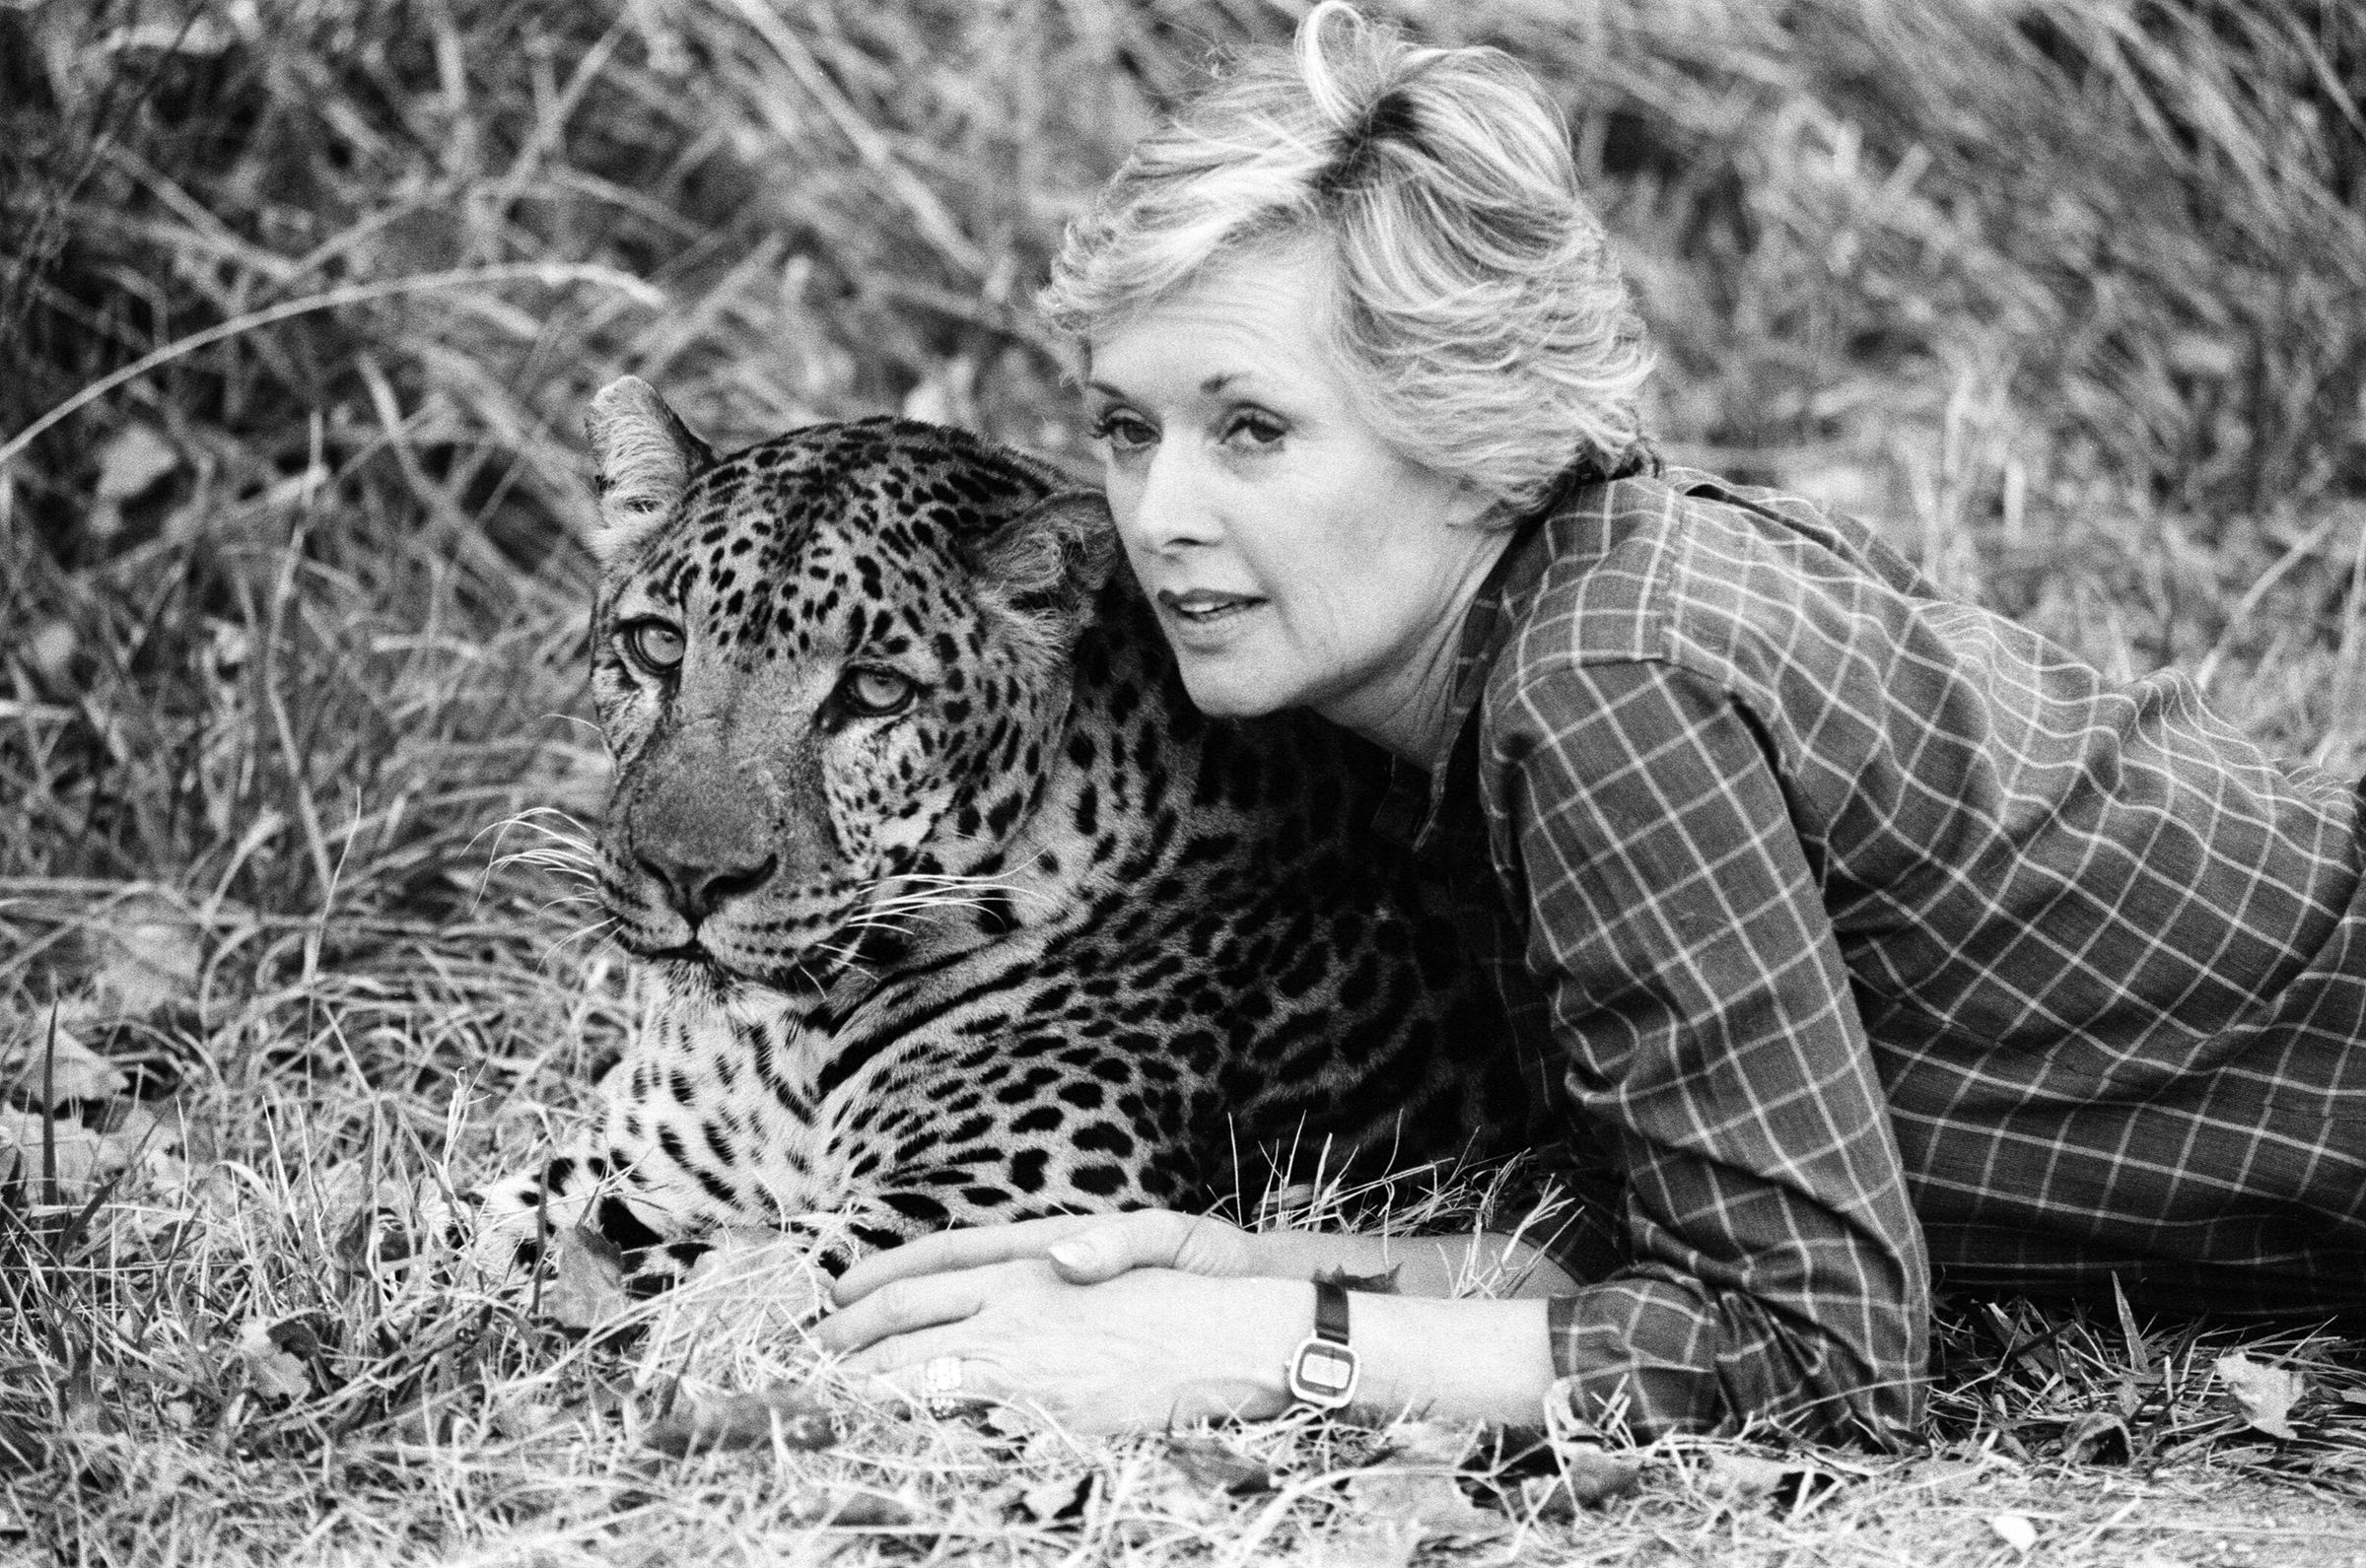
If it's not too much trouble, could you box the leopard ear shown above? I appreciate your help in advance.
[968,489,1117,651]
[585,376,714,564]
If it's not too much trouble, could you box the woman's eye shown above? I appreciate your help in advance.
[842,667,916,717]
[623,619,685,672]
[1089,410,1156,452]
[1220,410,1287,449]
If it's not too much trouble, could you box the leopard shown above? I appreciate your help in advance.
[471,375,1554,1287]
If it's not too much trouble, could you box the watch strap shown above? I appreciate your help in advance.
[1312,1277,1352,1344]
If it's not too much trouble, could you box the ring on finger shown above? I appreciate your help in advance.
[921,1354,967,1416]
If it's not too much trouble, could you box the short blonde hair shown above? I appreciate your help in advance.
[1040,2,1654,511]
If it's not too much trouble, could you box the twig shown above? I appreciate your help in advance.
[0,262,664,468]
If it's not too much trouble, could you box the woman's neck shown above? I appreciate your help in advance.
[1318,522,1520,771]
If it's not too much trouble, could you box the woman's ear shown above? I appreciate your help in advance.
[585,376,715,564]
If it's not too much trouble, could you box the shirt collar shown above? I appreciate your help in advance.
[1369,502,1561,852]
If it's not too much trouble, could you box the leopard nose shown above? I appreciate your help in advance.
[637,851,778,924]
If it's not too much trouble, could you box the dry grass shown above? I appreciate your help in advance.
[3,0,2364,1562]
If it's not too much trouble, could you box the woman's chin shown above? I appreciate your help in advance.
[1176,666,1293,719]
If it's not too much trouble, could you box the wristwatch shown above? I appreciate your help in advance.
[1287,1278,1360,1410]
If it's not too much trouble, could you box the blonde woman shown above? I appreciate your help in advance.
[818,4,2366,1444]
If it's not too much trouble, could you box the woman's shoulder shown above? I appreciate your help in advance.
[1492,465,1955,700]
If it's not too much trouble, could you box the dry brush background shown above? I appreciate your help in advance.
[3,0,2366,1563]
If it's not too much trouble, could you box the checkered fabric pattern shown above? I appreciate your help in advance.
[1376,469,2366,1446]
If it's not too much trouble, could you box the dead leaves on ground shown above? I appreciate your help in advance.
[640,1381,838,1458]
[534,1221,632,1331]
[232,1317,323,1401]
[3,892,209,1200]
[1164,1433,1273,1495]
[1930,1297,2366,1488]
[944,1419,1649,1561]
[0,1033,183,1199]
[2213,1351,2305,1442]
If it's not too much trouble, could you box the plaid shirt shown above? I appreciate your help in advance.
[1376,469,2366,1446]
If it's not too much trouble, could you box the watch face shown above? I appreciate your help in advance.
[1291,1342,1357,1399]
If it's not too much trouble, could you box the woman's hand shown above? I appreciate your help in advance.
[829,1208,1263,1308]
[816,1257,1304,1431]
[819,1210,1285,1431]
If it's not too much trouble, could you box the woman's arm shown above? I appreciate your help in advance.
[1490,656,1929,1445]
[828,1209,1581,1306]
[817,1259,1561,1430]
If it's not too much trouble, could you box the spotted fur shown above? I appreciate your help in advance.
[474,379,1545,1279]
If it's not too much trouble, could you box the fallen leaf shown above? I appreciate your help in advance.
[2060,1409,2131,1465]
[641,1381,837,1458]
[1518,1474,1576,1522]
[0,1111,123,1192]
[1018,1471,1092,1524]
[1343,1468,1506,1546]
[1112,1450,1235,1543]
[1164,1434,1271,1495]
[536,1220,630,1329]
[84,424,180,545]
[94,424,180,502]
[234,1319,313,1399]
[60,1365,113,1437]
[85,896,205,1017]
[1308,1521,1421,1568]
[488,1395,560,1441]
[1698,1449,1792,1500]
[1548,1442,1644,1509]
[2215,1352,2305,1441]
[977,1400,1044,1440]
[0,1019,128,1106]
[1988,1512,2038,1552]
[1376,1421,1478,1467]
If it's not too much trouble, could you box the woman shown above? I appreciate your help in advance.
[817,4,2366,1445]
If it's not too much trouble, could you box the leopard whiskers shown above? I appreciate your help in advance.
[550,913,622,957]
[849,871,1036,933]
[472,807,602,914]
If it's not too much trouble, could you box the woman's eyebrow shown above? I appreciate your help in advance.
[1083,374,1268,406]
[1083,372,1254,400]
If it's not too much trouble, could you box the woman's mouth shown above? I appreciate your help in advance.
[1157,588,1266,625]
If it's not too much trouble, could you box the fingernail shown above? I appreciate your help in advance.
[1049,1241,1092,1270]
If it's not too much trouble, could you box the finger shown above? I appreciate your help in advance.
[831,1215,1104,1308]
[840,1329,1017,1417]
[837,1321,1008,1383]
[1046,1210,1232,1283]
[812,1268,988,1357]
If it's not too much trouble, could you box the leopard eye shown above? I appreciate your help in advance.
[621,618,685,673]
[841,667,916,717]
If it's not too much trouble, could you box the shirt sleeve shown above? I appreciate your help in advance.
[1493,656,1929,1446]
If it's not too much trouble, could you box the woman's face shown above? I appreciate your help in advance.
[1084,248,1497,732]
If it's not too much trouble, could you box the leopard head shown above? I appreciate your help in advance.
[582,376,1114,998]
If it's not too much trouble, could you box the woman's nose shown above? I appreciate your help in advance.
[1121,446,1220,555]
